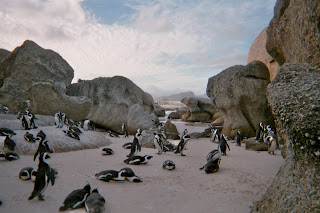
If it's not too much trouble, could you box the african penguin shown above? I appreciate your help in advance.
[28,152,55,201]
[4,136,16,151]
[0,127,16,137]
[108,130,119,138]
[34,139,54,161]
[24,132,36,143]
[19,167,37,181]
[122,142,133,149]
[174,134,191,156]
[267,136,277,155]
[122,123,128,137]
[17,112,30,130]
[235,131,242,146]
[124,155,153,165]
[68,125,82,135]
[36,130,46,142]
[85,188,105,213]
[95,169,128,182]
[63,130,80,140]
[127,129,142,157]
[199,149,221,174]
[162,160,175,170]
[83,120,90,131]
[154,132,165,155]
[218,134,230,156]
[0,152,19,161]
[120,167,142,183]
[59,183,91,211]
[256,122,264,142]
[101,148,114,155]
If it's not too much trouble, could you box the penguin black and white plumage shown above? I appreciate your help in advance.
[54,112,63,128]
[34,139,54,161]
[108,130,119,138]
[0,151,20,161]
[36,130,47,142]
[83,120,90,131]
[267,136,277,155]
[85,188,105,213]
[3,106,9,114]
[124,155,153,165]
[24,132,36,143]
[28,152,55,201]
[256,123,264,142]
[122,123,128,137]
[19,167,37,181]
[26,109,37,129]
[210,128,220,143]
[162,160,175,170]
[122,142,133,149]
[3,136,16,151]
[101,148,114,155]
[154,132,165,155]
[127,129,142,157]
[95,169,128,182]
[218,134,230,156]
[63,130,80,140]
[0,128,16,137]
[59,183,91,211]
[120,167,142,182]
[17,112,30,130]
[199,149,221,174]
[69,125,82,135]
[235,131,242,146]
[174,134,191,156]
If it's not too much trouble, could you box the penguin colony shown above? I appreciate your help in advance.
[0,109,280,212]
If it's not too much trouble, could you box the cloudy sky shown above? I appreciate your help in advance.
[0,0,276,98]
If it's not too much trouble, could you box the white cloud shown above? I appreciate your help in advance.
[0,0,276,97]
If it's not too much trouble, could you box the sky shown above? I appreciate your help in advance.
[0,0,276,98]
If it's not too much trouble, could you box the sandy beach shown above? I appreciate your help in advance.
[0,120,284,213]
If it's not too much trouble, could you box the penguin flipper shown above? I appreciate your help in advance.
[227,143,230,151]
[46,170,56,186]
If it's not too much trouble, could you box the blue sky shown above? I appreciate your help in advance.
[0,0,276,98]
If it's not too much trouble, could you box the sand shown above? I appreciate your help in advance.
[0,120,284,213]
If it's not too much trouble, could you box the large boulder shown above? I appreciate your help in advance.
[247,28,280,81]
[266,0,320,68]
[67,76,155,133]
[206,60,274,138]
[0,49,10,61]
[127,104,157,134]
[28,82,92,121]
[154,104,165,117]
[251,63,320,212]
[0,40,74,113]
[181,97,215,122]
[156,91,195,102]
[163,120,180,140]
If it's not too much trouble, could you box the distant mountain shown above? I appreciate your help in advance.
[155,91,195,102]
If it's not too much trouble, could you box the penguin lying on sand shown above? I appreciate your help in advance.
[162,160,175,170]
[19,167,37,181]
[0,152,19,161]
[124,155,153,165]
[95,169,128,182]
[108,130,119,138]
[101,148,114,155]
[85,188,106,213]
[199,149,221,174]
[0,128,16,137]
[28,152,55,201]
[24,132,36,143]
[122,123,128,137]
[59,183,91,211]
[120,167,142,182]
[235,131,242,146]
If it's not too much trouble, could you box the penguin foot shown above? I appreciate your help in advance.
[38,195,45,201]
[28,196,34,200]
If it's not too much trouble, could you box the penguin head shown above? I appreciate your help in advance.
[92,188,99,193]
[145,155,153,160]
[120,167,135,177]
[0,152,5,158]
[83,183,91,192]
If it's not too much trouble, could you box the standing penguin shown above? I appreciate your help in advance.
[83,120,90,131]
[218,134,230,156]
[59,184,91,211]
[0,152,19,161]
[121,123,128,137]
[85,188,105,213]
[17,112,30,130]
[235,131,242,146]
[28,152,55,201]
[153,133,165,155]
[267,136,277,155]
[174,134,191,156]
[101,148,114,155]
[127,129,142,157]
[256,123,264,142]
[34,139,54,161]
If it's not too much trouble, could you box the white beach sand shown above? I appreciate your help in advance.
[0,120,284,213]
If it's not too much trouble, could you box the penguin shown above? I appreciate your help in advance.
[101,148,114,155]
[95,169,128,182]
[59,183,91,211]
[34,139,54,161]
[122,142,133,149]
[108,130,119,138]
[85,188,105,213]
[17,112,30,130]
[3,106,9,114]
[121,123,128,137]
[154,132,165,154]
[181,129,188,138]
[83,120,90,131]
[162,160,175,170]
[26,109,37,129]
[235,131,242,146]
[127,129,142,157]
[68,125,82,135]
[4,136,16,151]
[19,167,37,181]
[199,149,221,174]
[54,112,62,128]
[28,152,55,201]
[120,167,142,183]
[63,130,80,140]
[124,155,153,165]
[36,130,47,142]
[0,128,16,137]
[174,134,191,156]
[256,123,264,142]
[218,134,230,156]
[267,136,277,155]
[24,132,36,143]
[0,152,20,161]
